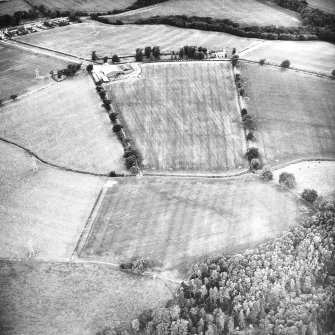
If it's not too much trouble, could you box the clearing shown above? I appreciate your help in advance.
[0,42,70,99]
[308,0,335,14]
[82,176,310,273]
[273,160,335,197]
[108,62,247,173]
[16,21,262,58]
[0,141,106,260]
[242,63,335,165]
[240,40,335,75]
[0,0,31,15]
[0,73,125,174]
[0,259,177,335]
[28,0,135,13]
[106,0,301,27]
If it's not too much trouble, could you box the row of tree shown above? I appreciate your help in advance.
[135,46,161,61]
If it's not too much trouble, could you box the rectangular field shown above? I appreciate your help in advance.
[82,176,310,271]
[308,0,335,13]
[0,74,125,174]
[242,63,335,165]
[0,0,31,15]
[16,22,262,58]
[108,62,247,173]
[106,0,301,26]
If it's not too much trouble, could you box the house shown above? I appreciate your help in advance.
[100,63,123,77]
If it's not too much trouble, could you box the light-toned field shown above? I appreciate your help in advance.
[0,73,125,174]
[106,0,301,27]
[273,161,335,197]
[240,40,335,75]
[0,0,31,15]
[308,0,335,13]
[0,141,106,260]
[108,62,247,173]
[82,176,310,272]
[28,0,135,13]
[16,22,262,57]
[0,43,69,99]
[242,63,335,165]
[0,259,176,335]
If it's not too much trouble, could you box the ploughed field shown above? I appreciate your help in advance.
[106,0,301,27]
[308,0,335,13]
[108,62,247,173]
[82,176,310,271]
[15,22,261,58]
[242,63,335,165]
[0,0,31,15]
[0,73,125,174]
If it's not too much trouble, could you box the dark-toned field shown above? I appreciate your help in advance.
[0,0,31,15]
[308,0,335,13]
[108,62,247,173]
[242,63,335,165]
[82,176,310,272]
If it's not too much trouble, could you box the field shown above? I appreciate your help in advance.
[240,40,335,75]
[108,62,247,173]
[82,176,310,272]
[0,259,177,335]
[0,0,31,15]
[273,160,335,197]
[16,22,262,58]
[106,0,301,27]
[0,43,70,99]
[0,141,106,260]
[308,0,335,13]
[242,63,335,165]
[0,73,125,174]
[28,0,135,13]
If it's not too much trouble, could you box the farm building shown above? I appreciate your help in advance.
[92,64,124,83]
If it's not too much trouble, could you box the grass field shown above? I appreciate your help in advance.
[0,141,106,260]
[16,22,262,58]
[242,63,335,165]
[28,0,135,13]
[82,176,310,273]
[273,161,335,197]
[0,73,125,174]
[108,62,247,173]
[308,0,335,13]
[0,259,177,335]
[106,0,301,27]
[240,40,335,75]
[0,0,31,15]
[0,43,70,99]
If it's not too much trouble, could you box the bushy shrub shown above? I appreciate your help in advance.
[259,58,266,65]
[86,64,93,72]
[281,59,291,68]
[279,172,296,188]
[332,69,335,78]
[120,258,151,273]
[302,188,318,203]
[241,108,248,117]
[10,94,17,100]
[239,88,245,96]
[246,132,255,141]
[245,147,259,161]
[260,166,273,180]
[243,115,256,131]
[112,124,123,133]
[250,158,261,170]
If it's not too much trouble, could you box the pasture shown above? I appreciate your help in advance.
[108,62,247,173]
[28,0,135,13]
[16,21,262,58]
[240,40,335,75]
[82,176,310,273]
[106,0,301,27]
[0,73,125,174]
[0,259,176,335]
[0,43,69,99]
[308,0,335,13]
[0,0,31,15]
[242,63,335,166]
[0,141,106,260]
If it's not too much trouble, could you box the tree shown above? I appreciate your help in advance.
[152,46,160,59]
[91,51,97,61]
[301,189,318,203]
[109,112,118,122]
[250,158,261,170]
[331,69,335,78]
[86,64,93,72]
[135,48,143,62]
[281,59,291,68]
[112,54,120,63]
[245,147,259,161]
[241,108,248,117]
[260,166,273,180]
[179,48,184,58]
[112,124,123,133]
[145,46,152,58]
[246,132,255,141]
[103,56,108,63]
[232,47,236,55]
[0,99,2,106]
[10,94,17,101]
[231,54,239,67]
[259,58,266,65]
[279,172,296,189]
[238,309,245,329]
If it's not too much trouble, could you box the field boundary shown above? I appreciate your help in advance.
[269,157,335,171]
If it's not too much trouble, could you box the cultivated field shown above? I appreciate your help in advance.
[106,0,301,27]
[16,22,262,58]
[108,62,247,173]
[240,40,335,75]
[28,0,135,13]
[0,259,176,335]
[273,160,335,197]
[0,73,125,174]
[0,43,70,99]
[82,176,310,272]
[308,0,335,13]
[0,0,31,15]
[242,63,335,165]
[0,141,106,260]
